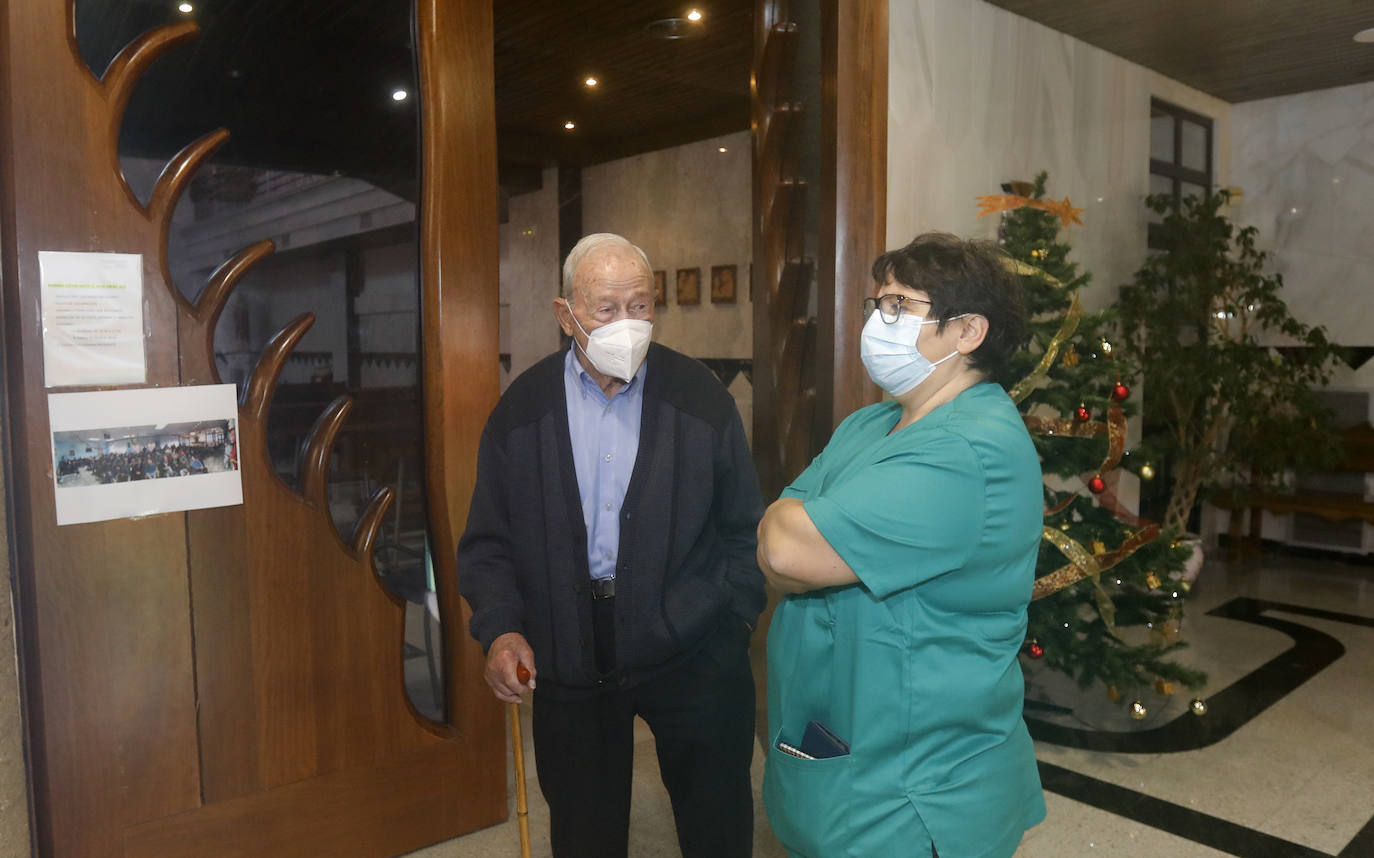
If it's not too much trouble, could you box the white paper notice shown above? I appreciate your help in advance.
[39,250,146,387]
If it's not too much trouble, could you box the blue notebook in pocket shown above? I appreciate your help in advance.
[800,720,850,759]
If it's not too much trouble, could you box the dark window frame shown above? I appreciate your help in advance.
[1148,98,1214,249]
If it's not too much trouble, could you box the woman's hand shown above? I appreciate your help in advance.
[757,498,858,593]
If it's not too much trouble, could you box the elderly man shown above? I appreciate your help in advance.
[458,233,764,858]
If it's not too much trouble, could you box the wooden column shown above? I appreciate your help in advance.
[751,0,887,498]
[818,0,887,430]
[415,0,505,774]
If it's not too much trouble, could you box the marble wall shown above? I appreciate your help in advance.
[1208,81,1374,551]
[1231,80,1374,379]
[887,0,1232,312]
[498,166,561,387]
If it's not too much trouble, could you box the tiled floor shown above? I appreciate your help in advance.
[410,552,1374,857]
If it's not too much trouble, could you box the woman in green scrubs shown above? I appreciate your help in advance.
[758,233,1046,858]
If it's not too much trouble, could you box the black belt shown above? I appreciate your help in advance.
[590,576,616,599]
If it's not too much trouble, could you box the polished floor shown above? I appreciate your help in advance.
[411,552,1374,858]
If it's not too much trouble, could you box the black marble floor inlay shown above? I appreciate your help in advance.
[1038,761,1330,858]
[1025,598,1354,753]
[1030,597,1374,857]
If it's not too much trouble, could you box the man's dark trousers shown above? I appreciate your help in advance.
[531,598,755,858]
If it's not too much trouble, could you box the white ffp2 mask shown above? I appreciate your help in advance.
[568,312,652,382]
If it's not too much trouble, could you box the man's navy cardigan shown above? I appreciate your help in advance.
[458,343,766,697]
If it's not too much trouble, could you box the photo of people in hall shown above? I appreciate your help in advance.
[53,419,239,488]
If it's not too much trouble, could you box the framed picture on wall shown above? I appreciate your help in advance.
[710,265,737,304]
[676,267,700,305]
[653,270,667,306]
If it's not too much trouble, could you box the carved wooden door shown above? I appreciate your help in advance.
[0,1,506,855]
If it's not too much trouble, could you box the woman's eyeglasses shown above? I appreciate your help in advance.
[862,294,931,324]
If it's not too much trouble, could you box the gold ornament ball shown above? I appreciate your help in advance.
[1129,699,1147,720]
[1100,339,1113,356]
[1060,521,1072,531]
[1190,698,1208,716]
[1139,462,1155,480]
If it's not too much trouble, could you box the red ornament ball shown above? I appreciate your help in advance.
[1088,475,1107,494]
[1111,383,1130,402]
[1028,640,1044,659]
[1074,404,1091,422]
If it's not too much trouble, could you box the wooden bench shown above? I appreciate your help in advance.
[1214,422,1374,558]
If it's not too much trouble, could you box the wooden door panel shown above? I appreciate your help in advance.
[0,0,506,854]
[121,741,480,858]
[1,7,204,855]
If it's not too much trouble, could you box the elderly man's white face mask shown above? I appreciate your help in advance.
[568,310,652,382]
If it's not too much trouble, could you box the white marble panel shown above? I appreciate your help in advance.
[1233,81,1374,355]
[889,0,1231,313]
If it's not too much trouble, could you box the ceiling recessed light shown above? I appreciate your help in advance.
[391,89,409,102]
[177,2,193,12]
[584,77,598,87]
[1355,27,1374,43]
[718,147,727,153]
[687,9,703,22]
[564,121,576,130]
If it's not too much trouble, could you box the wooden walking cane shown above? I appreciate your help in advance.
[511,663,533,858]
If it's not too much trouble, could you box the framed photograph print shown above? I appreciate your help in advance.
[710,264,737,304]
[653,270,667,306]
[676,267,701,306]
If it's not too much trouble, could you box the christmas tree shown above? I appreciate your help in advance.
[978,173,1206,719]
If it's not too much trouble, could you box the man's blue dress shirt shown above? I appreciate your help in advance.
[563,347,645,581]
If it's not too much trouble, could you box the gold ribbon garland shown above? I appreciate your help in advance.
[1034,526,1119,634]
[1099,403,1127,475]
[1032,524,1161,600]
[1009,296,1083,404]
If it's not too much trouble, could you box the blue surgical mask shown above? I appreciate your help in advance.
[859,309,963,396]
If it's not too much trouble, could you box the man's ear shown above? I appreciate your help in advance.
[957,314,989,354]
[553,296,576,337]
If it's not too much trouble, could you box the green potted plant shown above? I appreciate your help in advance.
[1117,191,1343,538]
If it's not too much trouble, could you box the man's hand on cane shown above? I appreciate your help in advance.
[485,631,536,703]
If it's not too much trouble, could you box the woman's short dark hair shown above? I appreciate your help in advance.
[870,232,1027,379]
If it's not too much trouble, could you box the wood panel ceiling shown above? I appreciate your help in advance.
[495,0,753,168]
[78,0,753,196]
[984,0,1374,103]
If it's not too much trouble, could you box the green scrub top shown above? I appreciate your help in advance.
[764,383,1047,858]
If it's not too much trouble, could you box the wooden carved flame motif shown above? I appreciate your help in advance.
[105,21,446,800]
[752,0,816,497]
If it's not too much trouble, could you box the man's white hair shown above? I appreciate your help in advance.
[561,233,653,300]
